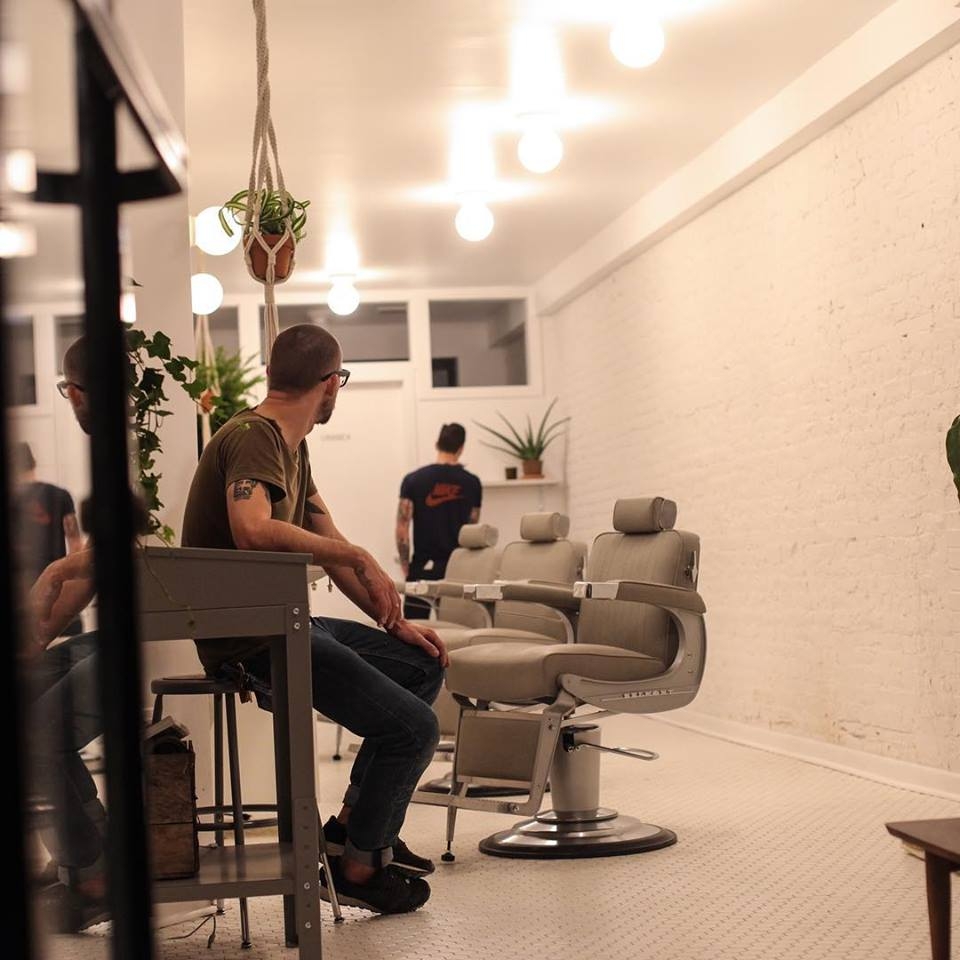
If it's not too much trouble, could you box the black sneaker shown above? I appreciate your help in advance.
[391,837,435,876]
[319,857,430,915]
[37,882,110,933]
[322,817,435,876]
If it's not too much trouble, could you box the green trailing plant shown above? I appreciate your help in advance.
[126,329,203,543]
[474,398,570,462]
[218,187,310,241]
[947,415,960,504]
[194,347,264,435]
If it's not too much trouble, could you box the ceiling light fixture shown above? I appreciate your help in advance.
[449,109,497,243]
[4,149,36,194]
[327,276,361,316]
[194,205,242,256]
[455,200,494,242]
[610,15,665,68]
[190,272,224,315]
[512,24,567,174]
[120,291,138,326]
[0,222,36,258]
[518,116,564,174]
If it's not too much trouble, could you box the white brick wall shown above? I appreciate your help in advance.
[544,45,960,771]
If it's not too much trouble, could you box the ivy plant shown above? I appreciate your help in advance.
[126,329,203,543]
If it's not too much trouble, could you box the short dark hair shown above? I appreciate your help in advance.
[436,423,466,454]
[267,324,341,393]
[13,441,35,472]
[63,335,87,386]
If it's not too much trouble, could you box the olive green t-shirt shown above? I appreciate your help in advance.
[182,409,317,671]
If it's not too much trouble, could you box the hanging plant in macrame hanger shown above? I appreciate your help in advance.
[217,0,310,353]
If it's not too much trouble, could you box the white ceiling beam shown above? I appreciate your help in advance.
[534,0,960,316]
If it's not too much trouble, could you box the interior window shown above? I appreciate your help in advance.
[259,302,409,363]
[428,299,527,388]
[8,314,37,405]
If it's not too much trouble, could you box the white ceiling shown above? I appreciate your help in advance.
[12,0,902,300]
[181,0,900,294]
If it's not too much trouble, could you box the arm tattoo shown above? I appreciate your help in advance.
[306,501,326,515]
[232,479,260,501]
[396,499,412,566]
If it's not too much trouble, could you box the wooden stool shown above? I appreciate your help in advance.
[886,818,960,960]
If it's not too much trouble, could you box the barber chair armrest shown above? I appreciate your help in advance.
[401,579,468,599]
[494,580,582,611]
[573,579,705,614]
[463,580,505,601]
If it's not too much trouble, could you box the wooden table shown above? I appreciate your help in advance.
[886,818,960,960]
[137,546,322,957]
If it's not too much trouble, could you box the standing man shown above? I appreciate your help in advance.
[396,423,482,619]
[181,323,445,915]
[14,441,84,619]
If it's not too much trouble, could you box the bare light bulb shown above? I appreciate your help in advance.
[610,16,665,69]
[194,205,242,256]
[0,222,36,258]
[4,149,36,193]
[328,279,360,316]
[518,121,564,174]
[455,201,494,242]
[190,272,224,315]
[120,291,137,325]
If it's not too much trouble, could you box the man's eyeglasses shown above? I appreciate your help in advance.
[56,380,85,399]
[319,369,350,387]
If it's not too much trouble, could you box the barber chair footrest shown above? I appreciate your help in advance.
[478,810,676,859]
[418,771,549,798]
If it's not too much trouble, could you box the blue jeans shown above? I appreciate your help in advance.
[244,617,442,866]
[29,632,106,876]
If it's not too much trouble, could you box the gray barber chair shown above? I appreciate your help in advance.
[414,497,704,860]
[400,523,501,629]
[422,512,586,795]
[431,512,587,653]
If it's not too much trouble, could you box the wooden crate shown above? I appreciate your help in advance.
[146,750,199,880]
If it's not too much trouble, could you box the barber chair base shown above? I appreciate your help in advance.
[478,809,676,859]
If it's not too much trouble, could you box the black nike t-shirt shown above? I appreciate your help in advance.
[16,481,76,582]
[400,463,482,579]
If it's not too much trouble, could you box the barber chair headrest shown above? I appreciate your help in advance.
[612,497,677,533]
[520,512,570,543]
[458,523,499,549]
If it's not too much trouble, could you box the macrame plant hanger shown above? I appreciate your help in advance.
[243,0,296,356]
[195,307,219,449]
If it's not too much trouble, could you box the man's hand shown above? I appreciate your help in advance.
[30,565,66,626]
[352,549,402,629]
[388,619,449,668]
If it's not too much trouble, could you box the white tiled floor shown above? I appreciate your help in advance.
[41,716,959,960]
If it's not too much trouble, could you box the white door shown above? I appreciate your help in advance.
[304,366,415,622]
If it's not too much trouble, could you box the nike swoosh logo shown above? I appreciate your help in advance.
[425,492,463,507]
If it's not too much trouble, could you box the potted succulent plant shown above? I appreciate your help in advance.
[219,188,309,281]
[474,398,570,479]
